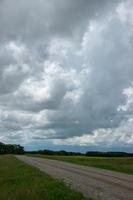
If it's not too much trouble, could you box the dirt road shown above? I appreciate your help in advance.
[16,156,133,200]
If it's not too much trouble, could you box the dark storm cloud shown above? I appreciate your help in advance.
[0,0,116,41]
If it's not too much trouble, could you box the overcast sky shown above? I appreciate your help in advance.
[0,0,133,152]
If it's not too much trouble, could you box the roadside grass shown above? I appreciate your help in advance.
[27,154,133,175]
[0,155,91,200]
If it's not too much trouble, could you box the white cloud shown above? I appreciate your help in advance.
[117,85,133,112]
[53,118,133,146]
[116,0,133,24]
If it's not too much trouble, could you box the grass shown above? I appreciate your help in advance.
[0,155,91,200]
[27,154,133,175]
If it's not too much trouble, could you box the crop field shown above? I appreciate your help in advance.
[0,155,90,200]
[27,154,133,175]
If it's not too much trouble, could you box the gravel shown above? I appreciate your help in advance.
[16,156,133,200]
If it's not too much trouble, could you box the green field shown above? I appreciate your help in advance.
[0,155,90,200]
[27,154,133,175]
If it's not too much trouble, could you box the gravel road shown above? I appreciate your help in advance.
[16,156,133,200]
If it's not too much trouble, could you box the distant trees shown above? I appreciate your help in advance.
[1,142,131,157]
[27,149,83,156]
[85,151,133,157]
[26,149,133,157]
[0,142,24,154]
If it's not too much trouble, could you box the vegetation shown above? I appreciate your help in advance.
[0,155,90,200]
[28,154,133,175]
[0,142,24,154]
[27,149,83,156]
[86,151,133,157]
[27,149,133,157]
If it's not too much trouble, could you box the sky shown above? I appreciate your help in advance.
[0,0,133,152]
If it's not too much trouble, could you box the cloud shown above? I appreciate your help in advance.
[0,0,115,42]
[0,0,133,151]
[116,0,133,24]
[53,118,133,147]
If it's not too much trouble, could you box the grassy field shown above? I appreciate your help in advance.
[0,155,91,200]
[27,154,133,175]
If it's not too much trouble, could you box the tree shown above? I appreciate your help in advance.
[0,142,24,154]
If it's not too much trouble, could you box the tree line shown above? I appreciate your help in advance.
[27,149,83,156]
[85,151,133,157]
[0,142,132,157]
[0,142,24,154]
[26,149,133,157]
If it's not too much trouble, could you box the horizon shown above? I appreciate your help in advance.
[1,141,133,154]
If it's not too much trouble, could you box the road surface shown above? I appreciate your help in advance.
[16,156,133,200]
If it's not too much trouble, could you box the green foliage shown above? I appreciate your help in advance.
[0,143,24,154]
[27,149,133,157]
[27,149,82,156]
[0,155,90,200]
